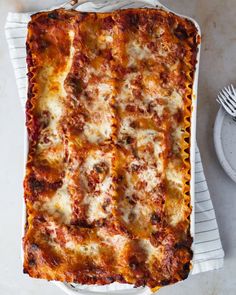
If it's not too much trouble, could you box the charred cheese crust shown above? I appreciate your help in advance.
[24,8,199,289]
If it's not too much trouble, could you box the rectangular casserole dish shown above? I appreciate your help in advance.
[22,1,201,294]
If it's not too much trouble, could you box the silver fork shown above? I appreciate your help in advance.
[217,84,236,122]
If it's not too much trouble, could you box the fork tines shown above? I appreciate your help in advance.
[217,84,236,116]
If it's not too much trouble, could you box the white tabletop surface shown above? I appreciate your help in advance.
[0,1,236,294]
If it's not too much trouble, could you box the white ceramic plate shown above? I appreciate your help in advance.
[214,107,236,183]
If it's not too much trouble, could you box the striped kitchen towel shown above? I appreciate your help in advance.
[5,0,224,276]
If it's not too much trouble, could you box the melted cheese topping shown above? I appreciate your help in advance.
[66,241,100,255]
[166,163,184,188]
[83,120,112,143]
[42,185,72,224]
[37,30,75,156]
[83,150,111,172]
[168,90,184,113]
[82,81,114,144]
[127,40,152,66]
[80,150,113,222]
[83,176,113,223]
[138,167,160,192]
[139,239,162,263]
[24,9,198,288]
[84,194,109,223]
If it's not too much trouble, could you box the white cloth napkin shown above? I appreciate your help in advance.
[5,0,224,282]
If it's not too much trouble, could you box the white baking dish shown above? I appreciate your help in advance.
[22,1,201,294]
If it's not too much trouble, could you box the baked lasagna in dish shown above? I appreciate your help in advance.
[23,8,199,290]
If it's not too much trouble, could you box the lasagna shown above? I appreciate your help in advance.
[23,8,199,290]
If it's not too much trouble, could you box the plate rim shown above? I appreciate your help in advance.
[214,107,236,183]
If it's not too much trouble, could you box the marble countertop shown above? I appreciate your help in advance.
[0,1,235,294]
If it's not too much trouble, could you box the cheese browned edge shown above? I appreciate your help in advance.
[23,8,199,290]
